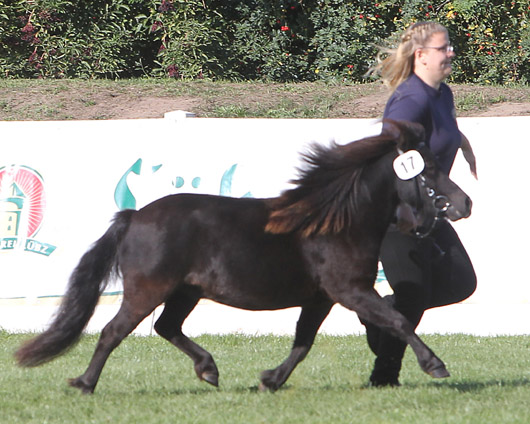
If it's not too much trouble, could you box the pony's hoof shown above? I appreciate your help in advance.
[201,372,219,387]
[68,377,95,394]
[259,370,280,392]
[258,382,272,392]
[429,366,450,379]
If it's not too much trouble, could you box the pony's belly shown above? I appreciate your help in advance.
[183,247,321,311]
[186,273,320,311]
[204,292,309,311]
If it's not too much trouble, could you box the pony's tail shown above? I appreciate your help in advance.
[15,209,135,367]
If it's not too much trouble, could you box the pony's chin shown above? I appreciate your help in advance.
[445,205,471,221]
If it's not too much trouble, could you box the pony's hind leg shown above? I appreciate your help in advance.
[260,300,333,392]
[68,280,169,394]
[340,287,449,380]
[154,289,219,387]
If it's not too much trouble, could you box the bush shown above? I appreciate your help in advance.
[0,0,154,78]
[0,0,528,83]
[308,1,400,81]
[142,0,225,79]
[393,0,530,84]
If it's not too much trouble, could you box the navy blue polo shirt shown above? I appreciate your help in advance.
[383,73,461,175]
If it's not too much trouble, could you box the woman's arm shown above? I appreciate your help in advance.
[460,132,478,179]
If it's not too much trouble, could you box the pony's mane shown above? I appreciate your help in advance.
[265,133,396,237]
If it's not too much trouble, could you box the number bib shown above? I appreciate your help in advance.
[393,150,425,180]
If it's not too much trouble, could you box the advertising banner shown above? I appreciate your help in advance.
[1,115,528,335]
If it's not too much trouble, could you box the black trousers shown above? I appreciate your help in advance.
[371,219,477,370]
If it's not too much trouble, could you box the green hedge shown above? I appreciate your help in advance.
[1,0,528,83]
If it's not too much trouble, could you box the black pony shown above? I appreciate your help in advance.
[16,120,471,393]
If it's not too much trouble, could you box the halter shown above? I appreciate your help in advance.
[413,174,451,238]
[394,145,451,238]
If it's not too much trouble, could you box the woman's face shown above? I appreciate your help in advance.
[418,31,455,84]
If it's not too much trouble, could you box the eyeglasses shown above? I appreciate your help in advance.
[422,44,454,54]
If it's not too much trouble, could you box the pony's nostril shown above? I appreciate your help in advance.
[466,197,472,215]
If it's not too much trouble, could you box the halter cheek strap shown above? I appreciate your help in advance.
[393,147,451,238]
[414,174,451,238]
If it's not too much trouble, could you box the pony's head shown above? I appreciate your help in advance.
[266,119,471,238]
[384,119,472,236]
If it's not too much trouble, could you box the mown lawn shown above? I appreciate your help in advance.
[1,332,529,423]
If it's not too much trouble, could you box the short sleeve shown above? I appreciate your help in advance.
[383,92,429,125]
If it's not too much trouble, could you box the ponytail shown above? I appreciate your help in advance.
[369,22,448,92]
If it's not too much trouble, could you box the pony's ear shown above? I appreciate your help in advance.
[382,119,425,151]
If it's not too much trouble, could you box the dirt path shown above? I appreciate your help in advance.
[1,81,529,120]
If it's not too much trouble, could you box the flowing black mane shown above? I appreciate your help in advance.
[266,132,397,237]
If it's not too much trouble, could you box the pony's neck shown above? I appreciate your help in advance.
[350,152,399,239]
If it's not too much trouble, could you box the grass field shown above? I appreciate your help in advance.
[1,331,529,423]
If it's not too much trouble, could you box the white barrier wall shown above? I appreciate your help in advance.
[1,114,529,336]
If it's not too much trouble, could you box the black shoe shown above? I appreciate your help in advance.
[369,356,402,387]
[368,376,401,387]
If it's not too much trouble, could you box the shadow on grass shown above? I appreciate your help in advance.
[135,386,218,396]
[114,376,530,396]
[428,378,530,392]
[131,382,295,396]
[356,377,530,392]
[248,378,530,394]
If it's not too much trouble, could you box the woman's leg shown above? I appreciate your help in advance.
[366,222,476,386]
[367,229,433,386]
[428,220,477,308]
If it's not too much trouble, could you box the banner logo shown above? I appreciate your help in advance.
[114,159,252,211]
[0,165,56,256]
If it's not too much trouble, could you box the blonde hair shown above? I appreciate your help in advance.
[370,22,448,92]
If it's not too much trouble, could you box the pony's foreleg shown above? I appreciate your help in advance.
[69,298,159,394]
[341,287,449,380]
[154,291,219,387]
[259,300,333,392]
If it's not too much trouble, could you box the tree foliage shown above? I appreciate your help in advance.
[1,0,528,83]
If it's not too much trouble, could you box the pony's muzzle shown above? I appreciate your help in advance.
[446,195,472,221]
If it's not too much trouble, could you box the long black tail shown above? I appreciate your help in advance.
[15,209,136,367]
